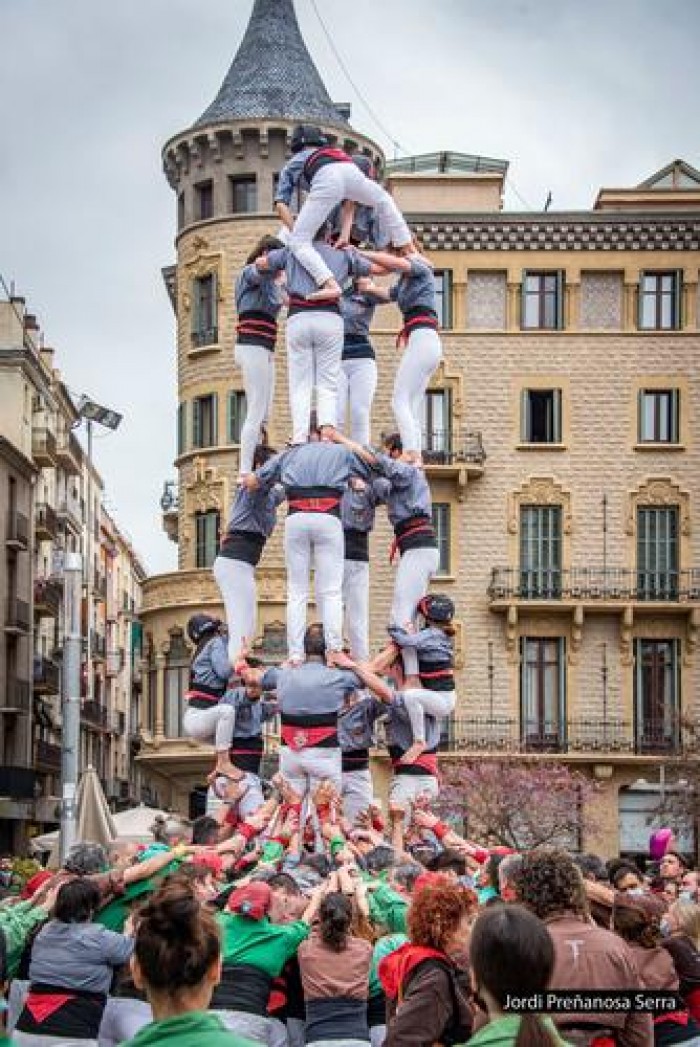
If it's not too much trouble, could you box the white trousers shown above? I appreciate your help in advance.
[289,163,412,286]
[14,1036,97,1047]
[343,559,370,660]
[183,703,236,752]
[234,343,275,476]
[98,997,152,1047]
[402,688,455,744]
[216,1010,287,1047]
[213,555,257,665]
[280,747,342,797]
[287,312,343,442]
[389,772,439,808]
[391,328,443,453]
[342,767,373,825]
[390,546,440,676]
[285,512,344,659]
[336,357,377,445]
[370,1026,387,1047]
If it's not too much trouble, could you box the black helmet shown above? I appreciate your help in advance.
[187,613,220,644]
[417,594,455,623]
[290,124,328,154]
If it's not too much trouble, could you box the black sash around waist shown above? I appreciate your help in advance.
[342,747,370,772]
[17,981,107,1039]
[305,996,370,1044]
[236,309,278,351]
[418,657,455,692]
[344,528,369,562]
[219,528,267,566]
[394,513,437,555]
[367,991,387,1028]
[211,963,272,1015]
[287,485,342,518]
[230,733,264,774]
[288,295,342,319]
[342,334,375,361]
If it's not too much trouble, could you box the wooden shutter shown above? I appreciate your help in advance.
[192,398,201,448]
[520,389,530,442]
[555,271,565,330]
[211,392,219,446]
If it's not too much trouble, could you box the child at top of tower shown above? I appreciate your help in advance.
[274,123,413,302]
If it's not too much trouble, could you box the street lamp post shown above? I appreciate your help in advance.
[59,396,121,860]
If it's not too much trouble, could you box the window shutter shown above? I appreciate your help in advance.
[443,270,453,329]
[226,391,233,443]
[552,389,562,443]
[555,271,565,330]
[520,271,528,328]
[192,398,201,448]
[520,389,530,442]
[211,271,219,334]
[637,389,644,442]
[671,388,680,444]
[674,269,683,329]
[211,392,219,446]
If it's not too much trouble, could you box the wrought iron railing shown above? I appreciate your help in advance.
[440,717,699,756]
[422,429,486,466]
[6,510,29,548]
[33,655,61,693]
[36,740,61,772]
[34,578,62,617]
[4,678,30,713]
[6,597,31,632]
[489,567,700,602]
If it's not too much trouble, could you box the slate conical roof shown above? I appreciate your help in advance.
[195,0,349,129]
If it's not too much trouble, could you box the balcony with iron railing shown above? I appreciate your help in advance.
[489,567,700,610]
[2,677,31,713]
[6,510,29,550]
[35,739,62,773]
[33,655,61,694]
[440,716,700,758]
[88,631,106,660]
[5,596,31,634]
[0,765,37,798]
[421,429,486,481]
[35,502,58,541]
[92,573,107,601]
[31,426,58,467]
[56,430,82,475]
[34,578,63,619]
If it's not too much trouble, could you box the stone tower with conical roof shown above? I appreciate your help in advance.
[139,0,383,811]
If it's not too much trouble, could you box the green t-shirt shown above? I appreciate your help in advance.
[368,882,409,933]
[465,1015,571,1047]
[368,933,408,998]
[216,913,310,976]
[124,1009,257,1047]
[94,861,182,933]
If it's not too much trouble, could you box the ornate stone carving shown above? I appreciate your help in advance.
[184,457,226,515]
[570,605,584,664]
[508,477,573,535]
[506,605,518,663]
[626,477,691,536]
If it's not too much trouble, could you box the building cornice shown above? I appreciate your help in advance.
[408,211,700,252]
[0,436,37,479]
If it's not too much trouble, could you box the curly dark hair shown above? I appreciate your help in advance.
[612,896,665,950]
[513,849,588,921]
[408,882,477,953]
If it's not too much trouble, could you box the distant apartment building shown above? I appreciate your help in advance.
[0,293,145,852]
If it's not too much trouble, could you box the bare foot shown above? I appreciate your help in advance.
[398,741,427,766]
[308,278,341,301]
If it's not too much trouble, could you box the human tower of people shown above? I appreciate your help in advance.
[184,123,456,823]
[6,128,700,1047]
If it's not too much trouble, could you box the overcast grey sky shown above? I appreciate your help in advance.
[1,0,698,574]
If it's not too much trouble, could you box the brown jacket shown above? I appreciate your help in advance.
[629,943,678,991]
[384,958,473,1047]
[545,913,653,1047]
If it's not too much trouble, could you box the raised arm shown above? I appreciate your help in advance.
[329,428,378,466]
[355,248,413,273]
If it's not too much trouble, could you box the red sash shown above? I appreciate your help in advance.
[281,724,338,751]
[288,496,341,513]
[391,751,439,775]
[390,520,436,563]
[396,314,439,348]
[236,318,277,338]
[419,668,454,680]
[185,689,218,703]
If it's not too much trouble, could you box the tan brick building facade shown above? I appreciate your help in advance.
[138,0,700,854]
